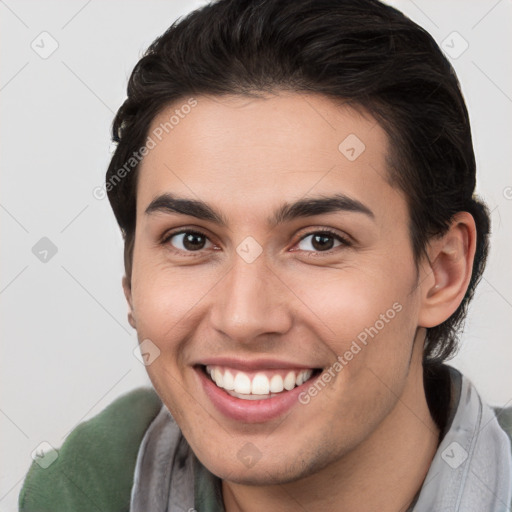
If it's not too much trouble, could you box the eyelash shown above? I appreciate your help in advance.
[160,228,352,258]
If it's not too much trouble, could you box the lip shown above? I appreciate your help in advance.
[196,357,318,372]
[195,365,317,423]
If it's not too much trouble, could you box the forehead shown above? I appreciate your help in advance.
[137,92,404,226]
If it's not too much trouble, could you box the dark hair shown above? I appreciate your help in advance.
[106,0,491,367]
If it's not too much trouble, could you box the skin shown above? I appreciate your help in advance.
[123,92,476,511]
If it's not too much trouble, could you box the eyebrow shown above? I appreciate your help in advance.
[145,192,375,227]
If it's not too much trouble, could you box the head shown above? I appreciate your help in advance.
[106,0,490,484]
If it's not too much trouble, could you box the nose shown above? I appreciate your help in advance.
[208,251,293,344]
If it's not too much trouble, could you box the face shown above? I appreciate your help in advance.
[127,92,425,484]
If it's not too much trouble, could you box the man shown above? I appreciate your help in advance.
[19,0,512,510]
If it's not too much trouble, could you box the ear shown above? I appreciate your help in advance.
[122,275,137,329]
[417,212,477,328]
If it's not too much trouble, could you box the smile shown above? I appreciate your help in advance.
[205,365,316,399]
[197,362,323,422]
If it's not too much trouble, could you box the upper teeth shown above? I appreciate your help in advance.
[206,365,313,397]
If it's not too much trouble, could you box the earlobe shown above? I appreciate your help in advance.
[418,212,477,328]
[122,275,137,329]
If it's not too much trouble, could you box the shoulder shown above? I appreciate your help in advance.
[19,386,162,512]
[494,405,512,448]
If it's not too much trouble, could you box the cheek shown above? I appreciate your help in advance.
[130,264,207,417]
[294,263,415,347]
[291,258,420,408]
[131,260,210,338]
[295,271,418,434]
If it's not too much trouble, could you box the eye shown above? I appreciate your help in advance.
[161,228,351,257]
[163,230,214,252]
[295,230,350,254]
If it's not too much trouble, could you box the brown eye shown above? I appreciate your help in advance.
[166,231,213,252]
[296,230,350,253]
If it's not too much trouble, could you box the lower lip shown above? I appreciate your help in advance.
[196,367,313,423]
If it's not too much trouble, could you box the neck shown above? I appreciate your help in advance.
[222,332,440,512]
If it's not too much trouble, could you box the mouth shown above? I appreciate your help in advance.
[195,362,323,422]
[202,365,321,400]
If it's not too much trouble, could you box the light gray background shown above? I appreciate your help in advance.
[1,1,511,510]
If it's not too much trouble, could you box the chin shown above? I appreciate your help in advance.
[215,465,307,487]
[200,447,332,487]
